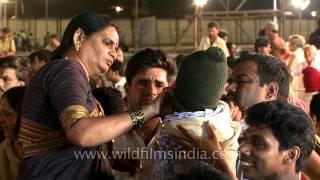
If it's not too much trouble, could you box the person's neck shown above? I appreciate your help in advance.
[259,170,300,180]
[63,51,90,81]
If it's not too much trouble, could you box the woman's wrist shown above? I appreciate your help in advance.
[128,107,145,128]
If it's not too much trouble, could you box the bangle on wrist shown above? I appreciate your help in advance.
[128,107,145,128]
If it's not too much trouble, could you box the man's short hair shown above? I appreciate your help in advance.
[235,54,290,101]
[109,60,125,77]
[218,30,229,39]
[246,100,315,172]
[254,38,270,52]
[2,27,10,33]
[49,34,59,40]
[29,49,52,64]
[125,48,176,84]
[207,21,220,29]
[0,56,27,82]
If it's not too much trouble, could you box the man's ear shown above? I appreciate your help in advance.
[266,82,279,100]
[283,146,300,165]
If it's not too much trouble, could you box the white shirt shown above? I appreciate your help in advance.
[114,77,126,98]
[198,36,230,58]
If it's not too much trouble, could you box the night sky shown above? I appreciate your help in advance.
[5,0,320,18]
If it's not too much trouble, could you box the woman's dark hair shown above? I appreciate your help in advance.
[1,86,26,137]
[52,12,117,60]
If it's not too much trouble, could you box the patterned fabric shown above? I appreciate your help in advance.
[154,100,240,179]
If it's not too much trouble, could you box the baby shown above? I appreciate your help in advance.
[154,47,240,179]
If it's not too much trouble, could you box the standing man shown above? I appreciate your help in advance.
[0,28,16,58]
[264,21,286,61]
[113,48,176,180]
[199,21,229,58]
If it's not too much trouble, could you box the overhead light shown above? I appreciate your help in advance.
[311,11,317,17]
[194,0,208,7]
[291,0,310,11]
[112,6,123,13]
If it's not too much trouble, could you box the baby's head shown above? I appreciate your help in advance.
[174,47,228,112]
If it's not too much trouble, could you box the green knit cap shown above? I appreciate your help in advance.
[174,47,228,111]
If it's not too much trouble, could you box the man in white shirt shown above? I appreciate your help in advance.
[199,21,229,58]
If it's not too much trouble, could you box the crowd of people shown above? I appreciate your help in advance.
[0,11,319,180]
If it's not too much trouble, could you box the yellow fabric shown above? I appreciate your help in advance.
[59,105,90,129]
[0,38,16,52]
[0,139,21,180]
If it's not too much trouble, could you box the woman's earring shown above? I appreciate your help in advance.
[75,41,81,51]
[74,38,83,51]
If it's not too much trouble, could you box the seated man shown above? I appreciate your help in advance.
[240,100,315,180]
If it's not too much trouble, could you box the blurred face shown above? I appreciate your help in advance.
[265,28,275,39]
[226,61,268,110]
[239,127,289,179]
[288,41,295,52]
[116,48,124,62]
[29,56,46,78]
[1,32,10,39]
[258,44,271,55]
[208,27,219,39]
[105,69,117,84]
[0,97,17,139]
[304,47,315,65]
[82,26,119,77]
[0,68,23,94]
[125,68,168,108]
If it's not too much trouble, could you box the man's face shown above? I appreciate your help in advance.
[259,44,271,55]
[125,67,168,108]
[208,27,219,39]
[0,68,23,93]
[226,61,268,110]
[239,127,289,179]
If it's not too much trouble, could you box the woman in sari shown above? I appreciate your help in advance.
[17,12,164,179]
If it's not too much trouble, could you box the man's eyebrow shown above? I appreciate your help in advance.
[236,74,250,78]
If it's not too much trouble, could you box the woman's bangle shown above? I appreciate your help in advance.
[128,107,145,128]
